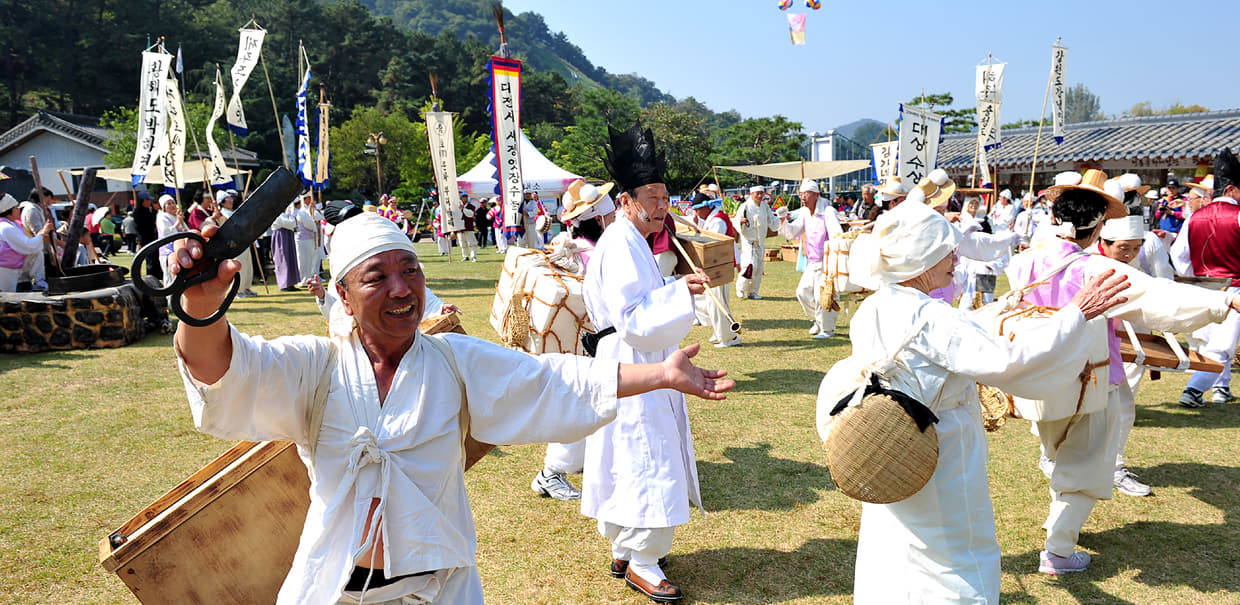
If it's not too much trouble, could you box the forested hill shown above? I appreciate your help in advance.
[358,0,673,107]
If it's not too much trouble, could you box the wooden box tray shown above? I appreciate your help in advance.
[99,440,310,604]
[780,244,800,263]
[1117,329,1223,373]
[671,214,734,286]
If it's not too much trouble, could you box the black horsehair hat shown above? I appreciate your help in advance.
[1215,148,1240,197]
[603,122,667,194]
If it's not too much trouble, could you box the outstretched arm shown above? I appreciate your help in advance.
[618,343,734,401]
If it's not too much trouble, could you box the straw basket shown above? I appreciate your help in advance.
[826,393,939,504]
[976,383,1013,431]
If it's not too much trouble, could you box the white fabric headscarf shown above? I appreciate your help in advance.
[327,212,418,337]
[1099,215,1144,241]
[849,198,962,291]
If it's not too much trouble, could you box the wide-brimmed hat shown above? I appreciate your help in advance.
[1044,169,1127,219]
[906,169,956,208]
[876,177,907,201]
[1117,173,1150,195]
[1188,175,1215,196]
[561,179,616,222]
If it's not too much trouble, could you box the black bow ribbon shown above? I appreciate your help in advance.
[830,374,939,433]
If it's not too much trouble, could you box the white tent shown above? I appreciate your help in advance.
[716,159,872,180]
[456,130,584,209]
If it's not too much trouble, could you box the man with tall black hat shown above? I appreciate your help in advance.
[580,122,713,603]
[1178,149,1240,408]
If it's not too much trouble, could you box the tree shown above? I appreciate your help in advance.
[643,101,712,195]
[713,116,804,174]
[331,106,427,197]
[1125,100,1209,117]
[552,88,641,181]
[906,92,976,134]
[1064,84,1104,123]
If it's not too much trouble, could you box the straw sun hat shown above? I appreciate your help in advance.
[1044,169,1128,219]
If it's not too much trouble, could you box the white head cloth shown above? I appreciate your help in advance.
[1100,215,1145,241]
[327,212,418,337]
[0,193,18,214]
[799,179,820,194]
[849,198,962,291]
[1053,171,1083,186]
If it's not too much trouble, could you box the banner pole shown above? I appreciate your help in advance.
[1028,38,1059,198]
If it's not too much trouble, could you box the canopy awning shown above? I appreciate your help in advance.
[716,159,872,181]
[76,163,249,186]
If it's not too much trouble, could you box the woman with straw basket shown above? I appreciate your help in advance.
[817,194,1130,603]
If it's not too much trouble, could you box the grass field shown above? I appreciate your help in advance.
[2,240,1239,604]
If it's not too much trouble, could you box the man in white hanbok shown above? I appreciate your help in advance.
[581,122,714,603]
[690,194,740,347]
[819,198,1131,603]
[295,194,323,287]
[169,211,732,604]
[734,185,775,300]
[777,179,843,338]
[1007,170,1240,574]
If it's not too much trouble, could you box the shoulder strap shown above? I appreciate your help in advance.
[422,333,471,452]
[306,343,339,459]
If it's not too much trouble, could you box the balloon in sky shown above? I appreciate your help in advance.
[806,0,822,8]
[777,0,793,10]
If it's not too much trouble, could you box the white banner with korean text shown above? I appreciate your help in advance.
[206,68,231,186]
[226,28,265,136]
[975,62,1005,104]
[1051,44,1068,144]
[160,78,187,192]
[425,111,464,233]
[489,56,524,235]
[131,51,172,186]
[977,100,1002,151]
[897,104,943,185]
[871,141,898,184]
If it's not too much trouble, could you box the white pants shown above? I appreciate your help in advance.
[522,222,543,249]
[0,266,19,291]
[296,238,321,285]
[1036,385,1122,557]
[337,566,483,605]
[795,260,837,334]
[544,439,586,474]
[20,245,45,284]
[493,226,508,253]
[1187,287,1240,392]
[235,246,254,292]
[456,231,477,260]
[736,239,764,298]
[598,522,675,584]
[694,285,737,343]
[436,234,451,255]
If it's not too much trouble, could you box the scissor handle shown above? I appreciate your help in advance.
[131,232,205,298]
[169,272,241,328]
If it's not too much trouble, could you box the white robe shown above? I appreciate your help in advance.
[179,327,619,604]
[296,207,322,284]
[820,285,1098,604]
[734,199,775,297]
[581,216,702,528]
[694,210,738,343]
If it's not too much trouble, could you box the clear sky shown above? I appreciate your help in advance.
[503,0,1238,136]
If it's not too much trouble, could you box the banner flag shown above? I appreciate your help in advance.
[896,104,944,185]
[1051,44,1068,144]
[975,62,1005,103]
[160,78,187,192]
[426,111,465,233]
[315,97,331,192]
[870,141,898,184]
[977,99,1002,151]
[788,13,806,45]
[225,28,265,136]
[295,59,313,187]
[488,56,524,240]
[978,144,993,187]
[131,50,172,187]
[205,67,231,185]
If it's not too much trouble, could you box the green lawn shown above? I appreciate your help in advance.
[2,241,1238,604]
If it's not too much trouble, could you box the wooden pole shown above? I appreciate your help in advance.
[259,48,288,169]
[667,225,741,333]
[1028,38,1060,200]
[60,168,97,269]
[27,156,63,276]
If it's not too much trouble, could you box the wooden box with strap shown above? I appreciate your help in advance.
[670,213,735,286]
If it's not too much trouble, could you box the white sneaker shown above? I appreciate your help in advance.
[813,332,831,339]
[809,324,820,336]
[1212,387,1235,404]
[1039,455,1056,479]
[1114,468,1152,497]
[531,470,581,501]
[1039,550,1091,574]
[715,336,741,348]
[749,294,763,300]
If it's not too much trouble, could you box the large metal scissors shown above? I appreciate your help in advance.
[132,168,303,327]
